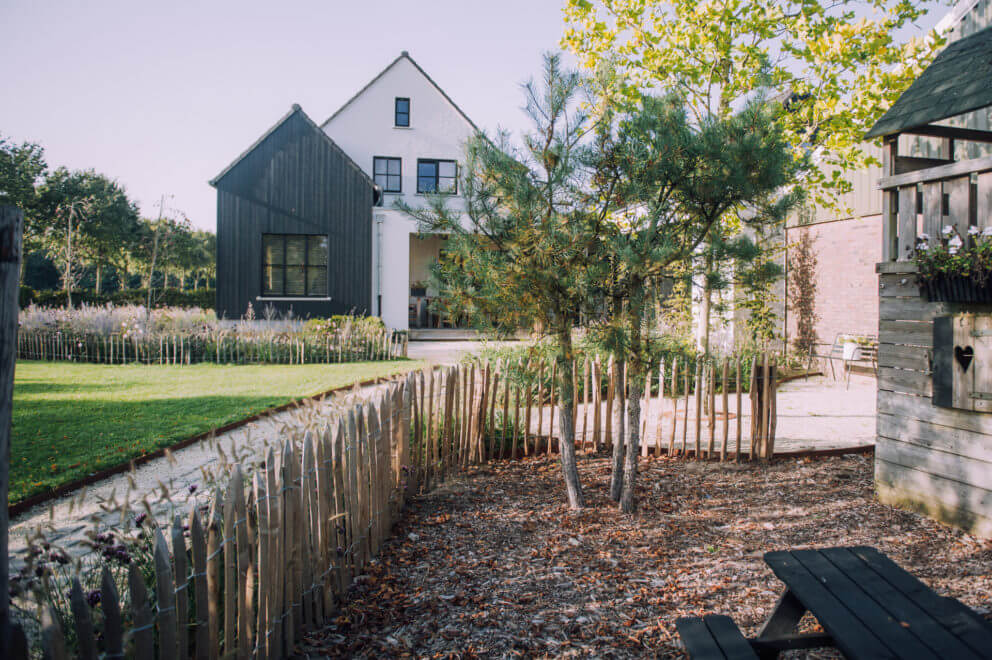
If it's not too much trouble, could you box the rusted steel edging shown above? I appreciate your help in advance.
[9,370,417,518]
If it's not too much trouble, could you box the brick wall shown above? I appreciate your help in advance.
[785,215,881,349]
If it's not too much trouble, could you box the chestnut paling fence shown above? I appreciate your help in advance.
[15,327,408,365]
[16,354,778,659]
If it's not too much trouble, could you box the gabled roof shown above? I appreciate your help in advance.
[210,104,376,189]
[865,25,992,139]
[320,51,481,133]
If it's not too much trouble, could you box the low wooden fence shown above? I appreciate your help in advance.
[15,353,779,658]
[15,327,408,365]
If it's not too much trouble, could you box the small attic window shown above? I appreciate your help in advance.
[395,97,410,127]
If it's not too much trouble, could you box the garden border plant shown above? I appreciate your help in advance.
[915,225,992,302]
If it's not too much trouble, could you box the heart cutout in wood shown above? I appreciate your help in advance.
[955,345,975,372]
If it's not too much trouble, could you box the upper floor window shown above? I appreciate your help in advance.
[417,159,457,194]
[373,157,402,193]
[262,234,328,297]
[395,97,410,127]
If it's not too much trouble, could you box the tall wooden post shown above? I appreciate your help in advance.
[0,207,25,657]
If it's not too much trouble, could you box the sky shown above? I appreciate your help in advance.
[0,0,570,230]
[2,1,950,232]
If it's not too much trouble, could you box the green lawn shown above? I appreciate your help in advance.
[11,359,424,504]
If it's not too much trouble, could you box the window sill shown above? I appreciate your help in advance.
[256,296,332,302]
[393,126,413,130]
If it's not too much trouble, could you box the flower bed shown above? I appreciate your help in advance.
[17,304,406,364]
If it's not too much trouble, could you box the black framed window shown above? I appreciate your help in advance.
[417,159,457,194]
[262,234,328,297]
[395,97,410,127]
[373,157,402,192]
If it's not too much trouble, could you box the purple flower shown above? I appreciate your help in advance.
[86,589,101,607]
[135,513,148,526]
[188,484,198,494]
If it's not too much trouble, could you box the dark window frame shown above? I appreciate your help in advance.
[395,97,410,127]
[416,158,458,195]
[373,156,402,193]
[261,233,329,297]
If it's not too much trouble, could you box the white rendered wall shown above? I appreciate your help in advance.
[372,209,416,330]
[323,54,476,330]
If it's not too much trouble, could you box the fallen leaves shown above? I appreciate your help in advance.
[299,454,992,659]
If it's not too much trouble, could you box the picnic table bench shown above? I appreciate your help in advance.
[677,545,992,659]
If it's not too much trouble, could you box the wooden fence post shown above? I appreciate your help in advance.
[0,206,22,657]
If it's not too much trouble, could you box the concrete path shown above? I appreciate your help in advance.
[512,373,876,456]
[7,376,395,568]
[407,339,518,364]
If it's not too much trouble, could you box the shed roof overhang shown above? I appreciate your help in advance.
[865,25,992,142]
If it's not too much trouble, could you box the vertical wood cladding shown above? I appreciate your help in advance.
[213,107,375,320]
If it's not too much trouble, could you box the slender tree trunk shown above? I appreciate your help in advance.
[95,262,102,295]
[556,328,584,509]
[64,207,73,308]
[609,359,626,501]
[619,291,646,512]
[619,374,642,513]
[147,228,159,312]
[700,250,714,414]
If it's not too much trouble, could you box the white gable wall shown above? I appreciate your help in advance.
[322,55,476,330]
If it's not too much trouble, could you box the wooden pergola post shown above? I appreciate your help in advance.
[0,206,25,657]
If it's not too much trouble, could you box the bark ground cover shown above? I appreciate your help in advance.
[301,453,992,658]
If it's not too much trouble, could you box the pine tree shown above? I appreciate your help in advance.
[397,54,614,509]
[589,95,800,512]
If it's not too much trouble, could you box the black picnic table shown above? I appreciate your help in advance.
[751,545,992,659]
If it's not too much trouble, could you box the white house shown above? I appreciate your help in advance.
[321,51,479,331]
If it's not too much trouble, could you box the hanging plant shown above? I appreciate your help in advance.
[915,226,992,302]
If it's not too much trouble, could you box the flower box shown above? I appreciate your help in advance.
[921,274,992,303]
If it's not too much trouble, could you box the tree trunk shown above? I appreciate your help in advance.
[609,359,626,501]
[64,207,73,308]
[95,262,102,295]
[620,375,643,513]
[699,250,714,415]
[0,207,23,652]
[556,329,584,509]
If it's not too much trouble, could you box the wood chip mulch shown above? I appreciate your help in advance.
[298,453,992,658]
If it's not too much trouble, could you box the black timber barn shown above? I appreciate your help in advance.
[211,105,379,320]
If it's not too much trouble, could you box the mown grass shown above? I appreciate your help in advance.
[11,359,424,504]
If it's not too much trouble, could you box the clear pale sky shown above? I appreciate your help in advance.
[1,0,569,230]
[2,1,946,231]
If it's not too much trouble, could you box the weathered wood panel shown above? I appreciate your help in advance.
[876,343,929,371]
[878,389,992,435]
[877,436,992,492]
[877,366,931,396]
[877,259,992,537]
[876,459,992,538]
[878,413,992,464]
[879,320,933,347]
[213,107,376,320]
[878,273,924,298]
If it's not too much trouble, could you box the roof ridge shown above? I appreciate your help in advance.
[319,51,480,134]
[210,105,377,191]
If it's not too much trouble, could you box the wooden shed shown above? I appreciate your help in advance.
[211,105,379,320]
[865,25,992,536]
